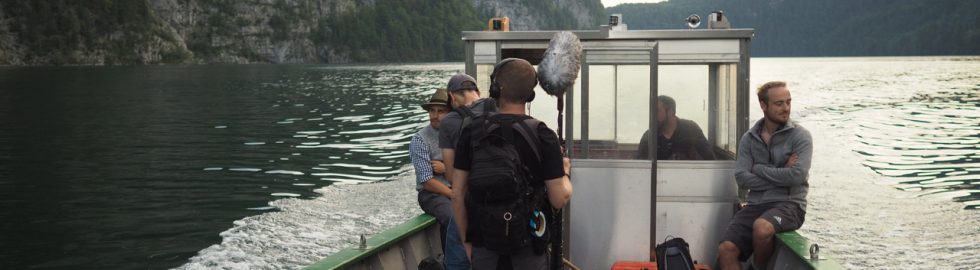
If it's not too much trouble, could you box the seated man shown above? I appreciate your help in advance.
[718,81,811,270]
[637,95,715,160]
[408,88,458,256]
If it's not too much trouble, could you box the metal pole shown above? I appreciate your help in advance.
[649,43,659,261]
[581,51,590,159]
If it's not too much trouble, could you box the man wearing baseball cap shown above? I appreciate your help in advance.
[439,73,498,192]
[439,73,496,269]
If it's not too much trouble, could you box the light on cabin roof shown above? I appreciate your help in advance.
[686,14,701,29]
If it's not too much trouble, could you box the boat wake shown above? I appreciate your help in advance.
[174,167,420,270]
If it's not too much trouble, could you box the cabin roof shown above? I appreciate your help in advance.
[462,28,754,41]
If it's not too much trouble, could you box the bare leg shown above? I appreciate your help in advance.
[752,218,776,269]
[717,241,741,270]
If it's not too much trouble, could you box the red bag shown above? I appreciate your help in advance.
[611,261,658,270]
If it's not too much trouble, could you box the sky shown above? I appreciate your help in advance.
[601,0,666,8]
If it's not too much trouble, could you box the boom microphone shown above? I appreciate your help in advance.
[537,31,582,97]
[537,31,582,270]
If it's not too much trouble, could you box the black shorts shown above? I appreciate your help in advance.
[720,201,805,261]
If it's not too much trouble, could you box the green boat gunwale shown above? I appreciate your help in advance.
[305,214,437,270]
[775,231,847,270]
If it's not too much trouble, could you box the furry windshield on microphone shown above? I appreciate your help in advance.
[537,31,582,97]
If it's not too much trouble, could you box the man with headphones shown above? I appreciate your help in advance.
[451,58,573,269]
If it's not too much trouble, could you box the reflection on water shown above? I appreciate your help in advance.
[0,64,459,269]
[834,90,979,209]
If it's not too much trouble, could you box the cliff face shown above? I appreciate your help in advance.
[147,0,365,64]
[0,0,604,65]
[473,0,604,31]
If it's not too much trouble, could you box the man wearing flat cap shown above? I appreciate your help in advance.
[409,88,455,254]
[411,87,470,269]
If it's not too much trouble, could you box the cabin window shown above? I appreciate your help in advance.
[568,63,738,161]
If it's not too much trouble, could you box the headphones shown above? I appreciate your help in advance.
[489,58,535,102]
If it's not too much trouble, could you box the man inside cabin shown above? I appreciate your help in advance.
[636,95,715,160]
[718,81,812,270]
[452,58,573,269]
[409,88,468,268]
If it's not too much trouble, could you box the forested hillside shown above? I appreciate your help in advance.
[607,0,980,56]
[0,0,604,65]
[1,0,973,65]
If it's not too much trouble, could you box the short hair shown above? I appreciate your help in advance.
[757,81,786,103]
[658,95,676,114]
[495,59,538,103]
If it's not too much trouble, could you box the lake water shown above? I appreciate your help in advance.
[0,58,977,269]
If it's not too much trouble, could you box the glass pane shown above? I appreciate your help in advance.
[711,63,738,160]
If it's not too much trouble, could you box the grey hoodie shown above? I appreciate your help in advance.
[735,118,813,212]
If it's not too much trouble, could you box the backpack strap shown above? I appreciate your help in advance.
[456,105,476,118]
[489,114,543,164]
[514,118,543,163]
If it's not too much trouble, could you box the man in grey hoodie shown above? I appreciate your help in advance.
[718,81,812,270]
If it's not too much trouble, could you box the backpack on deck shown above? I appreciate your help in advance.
[465,113,549,254]
[655,237,696,270]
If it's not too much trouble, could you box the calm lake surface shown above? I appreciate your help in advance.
[0,57,977,269]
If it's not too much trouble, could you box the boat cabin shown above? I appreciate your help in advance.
[461,21,750,269]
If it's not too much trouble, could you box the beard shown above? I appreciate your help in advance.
[764,110,789,125]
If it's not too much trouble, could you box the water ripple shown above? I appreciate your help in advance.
[844,90,980,209]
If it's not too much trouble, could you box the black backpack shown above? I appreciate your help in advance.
[655,237,696,270]
[464,113,548,254]
[455,99,497,136]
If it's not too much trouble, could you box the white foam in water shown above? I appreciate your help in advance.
[296,131,326,135]
[203,167,223,171]
[362,169,404,175]
[309,172,385,181]
[332,115,373,122]
[176,170,420,270]
[320,178,373,185]
[318,163,392,170]
[379,154,409,160]
[270,193,301,197]
[244,142,266,145]
[214,125,228,129]
[265,170,304,176]
[229,168,262,172]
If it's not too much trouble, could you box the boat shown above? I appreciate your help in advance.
[306,14,846,270]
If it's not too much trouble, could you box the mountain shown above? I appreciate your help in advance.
[607,0,980,57]
[0,0,604,65]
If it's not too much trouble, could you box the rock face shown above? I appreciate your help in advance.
[473,0,603,31]
[0,0,603,65]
